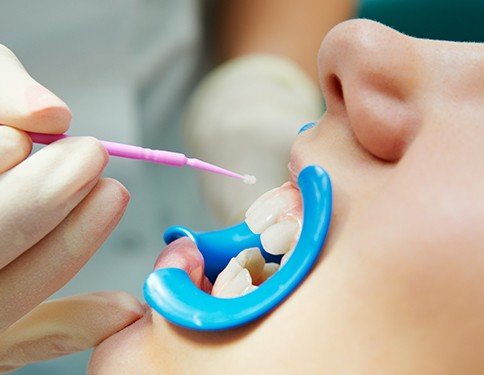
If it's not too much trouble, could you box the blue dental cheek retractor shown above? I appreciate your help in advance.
[143,165,332,331]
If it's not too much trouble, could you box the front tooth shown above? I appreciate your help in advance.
[245,195,288,233]
[235,248,265,280]
[260,219,300,255]
[213,268,253,298]
[245,187,279,218]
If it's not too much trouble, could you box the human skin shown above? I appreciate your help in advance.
[90,20,484,374]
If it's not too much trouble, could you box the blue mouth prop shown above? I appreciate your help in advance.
[143,165,332,331]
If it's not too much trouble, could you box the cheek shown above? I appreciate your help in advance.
[346,179,484,328]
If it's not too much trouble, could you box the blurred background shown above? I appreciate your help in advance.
[1,0,483,373]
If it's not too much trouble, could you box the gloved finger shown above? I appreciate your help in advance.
[0,178,130,333]
[0,291,143,373]
[0,136,108,269]
[0,44,71,134]
[0,126,32,173]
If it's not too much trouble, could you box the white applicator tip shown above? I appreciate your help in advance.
[243,174,257,185]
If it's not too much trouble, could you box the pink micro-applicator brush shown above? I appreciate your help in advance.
[28,132,256,184]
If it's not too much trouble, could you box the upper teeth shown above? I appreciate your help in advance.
[261,218,300,255]
[245,183,302,256]
[212,248,279,298]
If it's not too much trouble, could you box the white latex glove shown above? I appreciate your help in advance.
[183,54,323,225]
[0,44,143,373]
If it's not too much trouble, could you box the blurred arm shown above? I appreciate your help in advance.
[213,0,357,83]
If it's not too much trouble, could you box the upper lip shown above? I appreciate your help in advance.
[287,156,302,186]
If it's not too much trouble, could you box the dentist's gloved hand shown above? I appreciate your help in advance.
[184,54,323,225]
[0,44,143,373]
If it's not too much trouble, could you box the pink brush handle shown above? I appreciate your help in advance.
[26,131,254,182]
[28,132,188,167]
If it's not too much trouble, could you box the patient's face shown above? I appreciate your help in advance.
[90,20,484,374]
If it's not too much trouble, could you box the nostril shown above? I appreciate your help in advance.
[325,74,345,112]
[330,74,344,101]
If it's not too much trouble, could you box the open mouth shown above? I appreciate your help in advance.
[153,182,303,299]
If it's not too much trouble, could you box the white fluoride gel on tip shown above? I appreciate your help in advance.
[243,175,257,185]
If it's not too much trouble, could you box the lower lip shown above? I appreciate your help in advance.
[153,237,213,293]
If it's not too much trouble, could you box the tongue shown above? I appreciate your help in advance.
[153,237,212,293]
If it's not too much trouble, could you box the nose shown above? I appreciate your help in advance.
[318,20,421,161]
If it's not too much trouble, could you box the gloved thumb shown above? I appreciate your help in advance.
[0,292,143,373]
[0,44,71,134]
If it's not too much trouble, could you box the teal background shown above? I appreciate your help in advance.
[359,0,484,42]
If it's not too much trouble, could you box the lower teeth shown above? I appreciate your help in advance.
[211,248,282,298]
